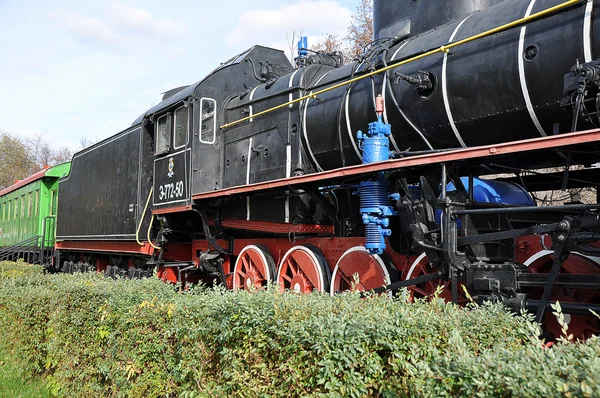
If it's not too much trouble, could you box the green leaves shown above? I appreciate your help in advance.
[0,267,599,397]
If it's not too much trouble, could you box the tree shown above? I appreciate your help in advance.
[0,132,37,189]
[286,30,303,64]
[22,132,72,169]
[307,0,374,63]
[346,0,374,60]
[0,131,74,189]
[311,34,345,53]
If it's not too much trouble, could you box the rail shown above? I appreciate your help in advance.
[220,0,582,129]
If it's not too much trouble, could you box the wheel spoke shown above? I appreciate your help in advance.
[338,272,353,286]
[288,260,298,277]
[240,256,250,273]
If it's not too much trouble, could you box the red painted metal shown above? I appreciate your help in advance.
[515,236,600,339]
[232,244,276,290]
[220,220,335,235]
[400,253,467,303]
[95,257,109,273]
[56,240,192,261]
[152,205,192,215]
[527,252,600,339]
[157,267,179,284]
[56,241,155,256]
[0,167,49,197]
[192,236,413,279]
[277,245,329,293]
[192,129,600,201]
[331,247,392,294]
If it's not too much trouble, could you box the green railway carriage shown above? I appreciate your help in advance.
[0,163,71,263]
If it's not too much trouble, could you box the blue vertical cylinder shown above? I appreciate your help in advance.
[298,36,308,57]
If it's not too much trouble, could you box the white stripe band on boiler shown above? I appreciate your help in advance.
[246,86,259,220]
[518,0,547,137]
[302,70,335,172]
[442,14,473,148]
[584,0,594,62]
[246,137,253,221]
[387,40,434,150]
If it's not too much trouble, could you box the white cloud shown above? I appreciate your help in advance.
[51,3,186,51]
[52,9,125,48]
[107,2,185,38]
[227,0,352,51]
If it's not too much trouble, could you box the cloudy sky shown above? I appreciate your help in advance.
[0,0,358,150]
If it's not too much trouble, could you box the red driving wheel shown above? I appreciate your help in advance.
[330,246,397,296]
[232,244,276,291]
[524,250,600,339]
[403,253,467,304]
[277,245,330,293]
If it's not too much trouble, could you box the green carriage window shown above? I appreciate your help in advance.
[14,198,17,221]
[174,106,188,149]
[35,190,39,217]
[21,195,25,219]
[50,190,57,216]
[27,192,32,218]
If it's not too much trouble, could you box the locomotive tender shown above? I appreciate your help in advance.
[25,0,600,338]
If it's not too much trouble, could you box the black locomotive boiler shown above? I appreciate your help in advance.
[53,0,600,339]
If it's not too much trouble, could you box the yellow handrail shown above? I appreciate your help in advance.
[146,214,161,250]
[136,187,154,246]
[220,0,582,130]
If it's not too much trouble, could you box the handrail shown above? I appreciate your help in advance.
[146,214,161,250]
[220,0,582,130]
[136,187,154,246]
[0,236,41,255]
[0,235,47,265]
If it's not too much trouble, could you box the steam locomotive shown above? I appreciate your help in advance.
[44,0,600,338]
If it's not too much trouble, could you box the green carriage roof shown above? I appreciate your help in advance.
[0,162,71,197]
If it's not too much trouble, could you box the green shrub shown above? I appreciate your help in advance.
[0,260,44,279]
[0,272,598,397]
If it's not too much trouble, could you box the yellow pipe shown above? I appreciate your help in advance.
[136,187,154,246]
[146,214,161,250]
[220,0,581,130]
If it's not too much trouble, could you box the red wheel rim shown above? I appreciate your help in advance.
[277,245,330,293]
[404,253,468,304]
[330,246,392,296]
[233,245,275,291]
[157,267,178,284]
[524,251,600,339]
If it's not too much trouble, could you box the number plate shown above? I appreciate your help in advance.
[153,150,188,205]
